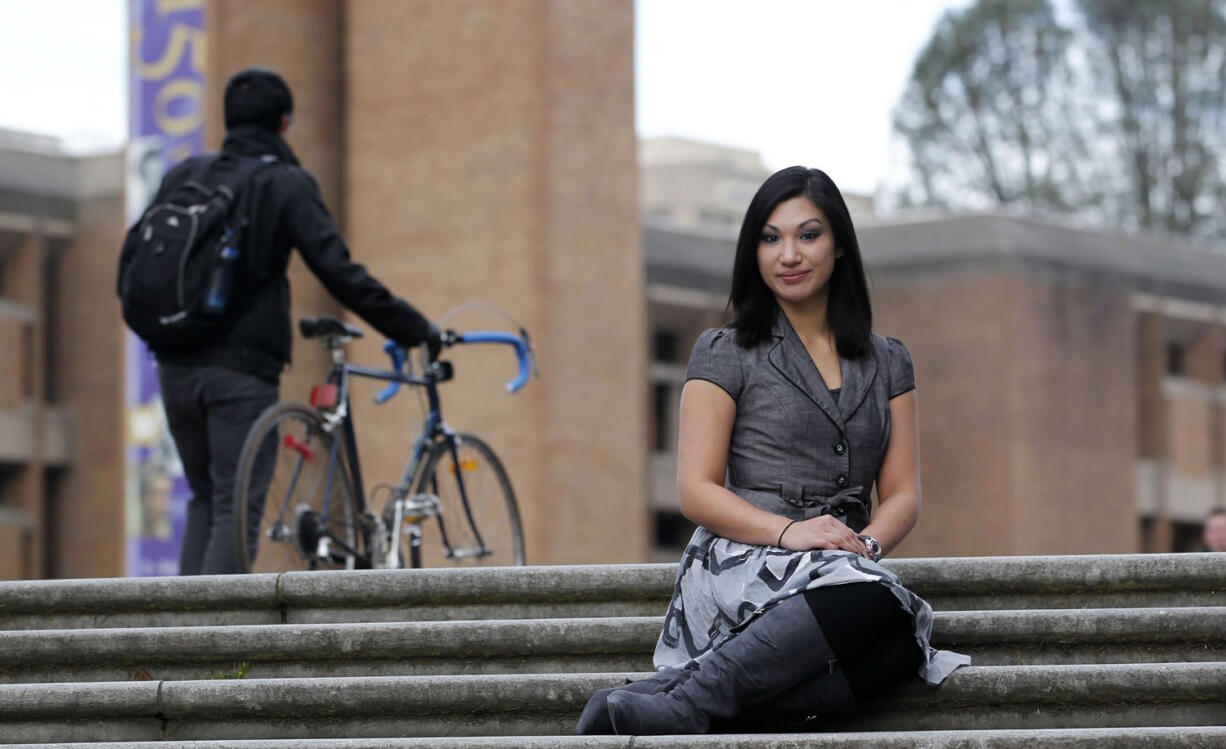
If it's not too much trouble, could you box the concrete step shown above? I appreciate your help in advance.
[9,727,1226,748]
[2,554,1223,630]
[1,664,1224,743]
[3,607,1224,684]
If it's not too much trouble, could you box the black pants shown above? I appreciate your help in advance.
[803,582,925,701]
[158,364,278,575]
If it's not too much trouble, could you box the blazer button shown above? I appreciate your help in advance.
[836,474,848,488]
[834,441,847,455]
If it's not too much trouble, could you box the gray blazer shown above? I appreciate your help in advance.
[685,313,915,532]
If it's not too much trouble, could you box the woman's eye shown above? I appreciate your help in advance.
[801,231,820,241]
[760,233,779,243]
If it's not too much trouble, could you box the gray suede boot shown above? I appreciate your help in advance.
[606,595,837,736]
[729,662,857,730]
[575,667,691,735]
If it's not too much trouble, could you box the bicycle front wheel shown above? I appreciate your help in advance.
[234,402,361,573]
[410,433,525,567]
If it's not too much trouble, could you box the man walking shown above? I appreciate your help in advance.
[126,68,437,575]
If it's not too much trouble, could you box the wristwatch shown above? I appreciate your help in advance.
[858,534,883,562]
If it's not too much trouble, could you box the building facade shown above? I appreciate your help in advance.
[3,0,648,579]
[5,6,1222,577]
[0,129,126,579]
[644,199,1226,558]
[205,0,648,569]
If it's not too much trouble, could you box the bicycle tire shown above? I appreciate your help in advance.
[410,432,525,567]
[234,402,361,573]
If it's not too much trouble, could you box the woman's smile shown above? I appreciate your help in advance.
[757,195,840,308]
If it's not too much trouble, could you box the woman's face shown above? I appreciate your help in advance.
[756,195,841,308]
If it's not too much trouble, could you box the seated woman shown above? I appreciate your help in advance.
[579,166,969,736]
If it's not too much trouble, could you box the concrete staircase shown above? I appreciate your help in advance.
[1,554,1224,747]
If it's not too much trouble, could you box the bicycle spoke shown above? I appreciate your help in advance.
[412,435,523,567]
[236,404,360,573]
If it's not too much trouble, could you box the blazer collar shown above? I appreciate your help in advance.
[766,310,877,434]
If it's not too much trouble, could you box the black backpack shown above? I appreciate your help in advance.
[117,153,275,351]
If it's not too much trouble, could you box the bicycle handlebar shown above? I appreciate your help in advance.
[457,331,533,393]
[373,329,534,405]
[374,341,407,405]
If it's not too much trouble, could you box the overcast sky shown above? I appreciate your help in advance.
[0,0,969,195]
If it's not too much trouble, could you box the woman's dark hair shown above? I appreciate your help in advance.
[728,166,872,357]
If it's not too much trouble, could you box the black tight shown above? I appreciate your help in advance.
[802,583,924,701]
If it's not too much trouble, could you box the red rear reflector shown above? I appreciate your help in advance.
[284,434,314,461]
[310,384,339,409]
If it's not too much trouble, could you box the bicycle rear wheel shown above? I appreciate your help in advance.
[234,402,361,573]
[410,433,524,567]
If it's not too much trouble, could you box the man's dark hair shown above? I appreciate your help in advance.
[728,166,872,356]
[224,67,294,132]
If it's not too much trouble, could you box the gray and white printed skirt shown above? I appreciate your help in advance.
[653,527,970,686]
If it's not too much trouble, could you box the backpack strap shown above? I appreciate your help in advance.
[202,153,279,207]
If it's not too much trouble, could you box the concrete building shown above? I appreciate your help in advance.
[639,136,875,234]
[0,129,126,579]
[644,207,1226,558]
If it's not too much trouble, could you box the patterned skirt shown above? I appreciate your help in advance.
[652,526,971,686]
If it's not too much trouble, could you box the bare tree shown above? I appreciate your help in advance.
[893,0,1096,214]
[1077,0,1226,236]
[893,0,1226,240]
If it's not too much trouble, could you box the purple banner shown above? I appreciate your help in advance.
[125,0,206,577]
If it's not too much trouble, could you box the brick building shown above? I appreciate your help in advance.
[646,206,1226,558]
[4,3,1222,578]
[2,0,647,579]
[203,0,648,570]
[0,129,125,578]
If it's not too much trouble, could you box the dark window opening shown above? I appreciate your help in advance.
[21,324,34,399]
[653,330,680,363]
[655,510,697,551]
[1166,342,1186,376]
[652,383,670,452]
[1173,521,1205,553]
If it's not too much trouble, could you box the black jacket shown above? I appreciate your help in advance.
[148,125,432,380]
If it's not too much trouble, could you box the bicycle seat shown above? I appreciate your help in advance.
[299,316,365,340]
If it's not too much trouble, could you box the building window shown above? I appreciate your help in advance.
[653,330,680,363]
[1173,521,1205,553]
[1166,342,1186,376]
[654,510,696,554]
[652,383,671,452]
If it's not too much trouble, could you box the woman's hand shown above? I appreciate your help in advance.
[779,515,868,556]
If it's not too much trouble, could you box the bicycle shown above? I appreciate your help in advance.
[233,314,535,573]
